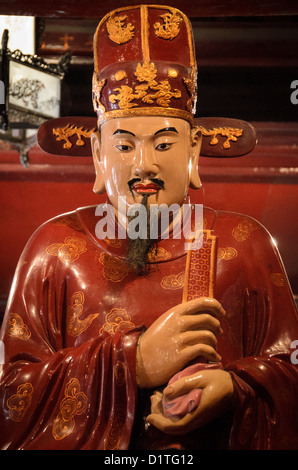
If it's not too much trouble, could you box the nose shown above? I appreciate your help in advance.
[132,142,159,179]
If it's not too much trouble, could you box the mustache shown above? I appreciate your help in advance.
[128,177,165,191]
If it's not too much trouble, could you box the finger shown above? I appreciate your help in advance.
[180,329,218,349]
[181,314,223,336]
[181,297,226,318]
[150,391,163,414]
[181,343,221,364]
[146,412,193,435]
[146,413,181,433]
[164,372,205,399]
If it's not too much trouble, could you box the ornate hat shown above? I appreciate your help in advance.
[37,4,257,158]
[92,5,197,126]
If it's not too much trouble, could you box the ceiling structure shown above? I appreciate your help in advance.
[0,0,298,19]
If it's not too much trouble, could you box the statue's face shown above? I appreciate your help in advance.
[92,116,201,218]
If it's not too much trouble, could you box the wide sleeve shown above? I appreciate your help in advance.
[220,215,298,450]
[0,223,142,450]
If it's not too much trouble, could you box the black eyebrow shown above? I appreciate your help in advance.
[154,127,178,135]
[113,129,135,136]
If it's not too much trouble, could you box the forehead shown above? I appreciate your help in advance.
[100,116,190,138]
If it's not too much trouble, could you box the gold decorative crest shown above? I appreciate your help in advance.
[106,13,135,44]
[109,61,181,110]
[53,123,95,149]
[154,9,183,40]
[199,126,243,149]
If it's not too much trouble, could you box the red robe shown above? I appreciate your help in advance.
[0,204,297,450]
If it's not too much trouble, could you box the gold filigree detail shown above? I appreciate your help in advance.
[135,62,157,83]
[114,70,127,81]
[99,308,135,335]
[53,123,95,150]
[46,236,87,264]
[270,272,286,286]
[99,252,130,282]
[52,378,87,440]
[218,247,238,260]
[7,312,31,340]
[109,84,147,109]
[168,68,178,78]
[154,9,183,40]
[199,126,243,149]
[143,81,181,107]
[109,61,181,110]
[67,292,99,337]
[106,13,134,44]
[92,74,106,114]
[6,383,33,422]
[232,220,258,242]
[161,272,185,290]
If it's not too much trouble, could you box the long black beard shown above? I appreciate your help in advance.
[125,194,156,276]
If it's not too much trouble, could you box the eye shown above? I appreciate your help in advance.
[115,144,133,152]
[155,142,174,151]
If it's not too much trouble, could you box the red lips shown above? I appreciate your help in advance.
[133,183,160,194]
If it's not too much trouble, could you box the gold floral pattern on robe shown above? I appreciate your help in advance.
[46,237,87,264]
[99,252,130,282]
[52,378,88,440]
[270,272,286,286]
[104,404,127,450]
[67,291,99,337]
[99,308,135,335]
[161,271,185,290]
[232,219,258,242]
[147,246,171,263]
[218,246,238,260]
[7,312,31,340]
[6,383,34,422]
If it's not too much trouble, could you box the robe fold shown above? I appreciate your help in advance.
[0,204,297,450]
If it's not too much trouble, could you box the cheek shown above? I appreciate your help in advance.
[104,160,129,193]
[163,153,190,187]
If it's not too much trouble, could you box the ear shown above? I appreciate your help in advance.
[189,126,202,190]
[91,131,106,194]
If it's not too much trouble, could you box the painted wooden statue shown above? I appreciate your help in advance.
[0,5,297,450]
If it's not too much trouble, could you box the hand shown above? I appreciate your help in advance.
[136,297,225,388]
[146,369,234,435]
